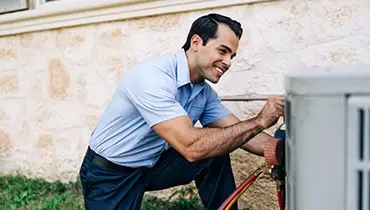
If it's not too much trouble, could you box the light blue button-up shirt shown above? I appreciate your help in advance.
[89,50,231,168]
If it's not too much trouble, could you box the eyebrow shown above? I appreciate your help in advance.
[220,44,237,57]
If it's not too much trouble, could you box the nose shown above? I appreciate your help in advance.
[222,56,232,68]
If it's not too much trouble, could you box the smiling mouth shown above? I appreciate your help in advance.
[215,66,224,75]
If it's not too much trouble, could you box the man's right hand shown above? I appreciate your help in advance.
[255,96,285,129]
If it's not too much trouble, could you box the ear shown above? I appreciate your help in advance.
[190,34,203,52]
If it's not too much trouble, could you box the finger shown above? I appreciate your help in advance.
[276,103,284,111]
[275,99,285,106]
[270,95,285,100]
[276,105,284,116]
[280,109,285,117]
[268,96,284,105]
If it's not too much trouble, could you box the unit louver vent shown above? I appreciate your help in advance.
[358,109,364,161]
[347,97,370,210]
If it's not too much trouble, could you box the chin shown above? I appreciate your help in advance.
[207,77,220,84]
[203,73,221,84]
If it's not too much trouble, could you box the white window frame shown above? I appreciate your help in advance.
[0,0,276,37]
[37,0,47,5]
[33,0,67,8]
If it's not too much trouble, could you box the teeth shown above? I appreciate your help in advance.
[216,67,223,74]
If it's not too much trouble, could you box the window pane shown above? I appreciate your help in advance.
[0,0,28,14]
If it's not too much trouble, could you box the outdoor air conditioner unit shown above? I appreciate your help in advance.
[284,64,370,210]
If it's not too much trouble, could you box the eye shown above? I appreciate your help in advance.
[219,49,227,55]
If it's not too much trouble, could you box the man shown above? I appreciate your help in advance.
[79,13,284,210]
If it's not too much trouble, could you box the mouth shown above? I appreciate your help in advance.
[215,66,225,76]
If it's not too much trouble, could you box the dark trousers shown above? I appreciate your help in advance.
[79,147,237,210]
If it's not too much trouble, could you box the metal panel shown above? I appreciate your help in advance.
[285,94,297,210]
[0,0,28,14]
[284,65,370,210]
[290,95,347,210]
[347,96,370,210]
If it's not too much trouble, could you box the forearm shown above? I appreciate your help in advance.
[185,117,264,160]
[240,131,275,156]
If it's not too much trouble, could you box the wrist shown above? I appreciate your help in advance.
[252,116,268,130]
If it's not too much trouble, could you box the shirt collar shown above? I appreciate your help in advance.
[175,49,191,88]
[175,49,205,88]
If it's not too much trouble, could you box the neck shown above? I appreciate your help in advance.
[185,50,202,84]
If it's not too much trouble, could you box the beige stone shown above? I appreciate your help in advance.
[34,103,82,131]
[0,101,25,128]
[306,0,368,41]
[130,13,182,32]
[0,37,19,71]
[37,134,54,150]
[76,74,110,109]
[86,115,100,131]
[56,29,85,48]
[0,109,5,121]
[0,130,12,156]
[299,40,364,67]
[96,55,125,87]
[20,121,30,144]
[250,0,316,52]
[30,151,57,182]
[19,33,34,48]
[97,26,125,48]
[29,80,43,100]
[56,26,96,65]
[48,58,70,99]
[1,1,370,209]
[0,75,19,95]
[19,32,50,53]
[0,48,16,60]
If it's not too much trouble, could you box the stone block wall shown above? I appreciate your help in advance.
[1,0,370,209]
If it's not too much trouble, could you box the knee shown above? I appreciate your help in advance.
[208,154,232,167]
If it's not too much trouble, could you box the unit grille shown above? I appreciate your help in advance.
[347,96,370,210]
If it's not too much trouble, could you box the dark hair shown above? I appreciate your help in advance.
[182,13,243,51]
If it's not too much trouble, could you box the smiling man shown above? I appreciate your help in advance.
[79,13,284,210]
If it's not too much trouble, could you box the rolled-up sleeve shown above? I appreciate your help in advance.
[122,65,188,127]
[199,86,232,126]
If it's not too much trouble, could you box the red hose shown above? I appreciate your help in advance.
[219,164,285,210]
[276,181,285,210]
[277,191,284,210]
[218,174,256,210]
[219,166,264,210]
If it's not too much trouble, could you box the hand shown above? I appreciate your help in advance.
[255,96,284,129]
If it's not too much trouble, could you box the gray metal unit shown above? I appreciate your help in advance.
[284,64,370,95]
[0,0,28,14]
[347,96,370,210]
[284,64,370,210]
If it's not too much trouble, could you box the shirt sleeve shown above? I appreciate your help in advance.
[199,86,232,126]
[122,65,188,127]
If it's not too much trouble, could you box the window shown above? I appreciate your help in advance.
[0,0,63,15]
[0,0,29,15]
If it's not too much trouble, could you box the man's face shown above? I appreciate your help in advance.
[195,23,239,84]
